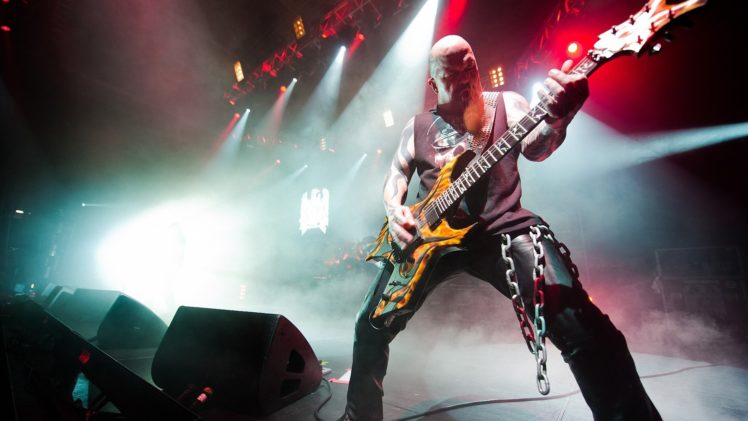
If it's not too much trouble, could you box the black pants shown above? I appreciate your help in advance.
[344,232,662,421]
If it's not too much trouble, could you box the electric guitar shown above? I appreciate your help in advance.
[366,0,708,327]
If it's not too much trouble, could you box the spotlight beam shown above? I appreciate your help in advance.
[524,114,748,184]
[631,122,748,163]
[206,109,250,173]
[293,47,346,140]
[327,0,439,152]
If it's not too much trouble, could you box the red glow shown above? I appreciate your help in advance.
[436,0,468,39]
[347,31,365,57]
[280,85,287,93]
[78,349,91,365]
[1,25,10,32]
[209,112,241,155]
[566,41,583,58]
[321,28,336,39]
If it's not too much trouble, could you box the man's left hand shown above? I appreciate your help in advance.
[542,59,589,128]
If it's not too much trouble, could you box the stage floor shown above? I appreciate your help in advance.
[251,333,748,421]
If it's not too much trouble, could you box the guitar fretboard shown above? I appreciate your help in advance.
[418,55,600,229]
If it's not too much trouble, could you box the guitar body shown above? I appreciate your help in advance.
[366,154,475,325]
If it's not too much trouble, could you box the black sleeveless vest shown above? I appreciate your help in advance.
[412,93,541,238]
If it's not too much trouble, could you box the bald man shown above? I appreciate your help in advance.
[340,36,661,421]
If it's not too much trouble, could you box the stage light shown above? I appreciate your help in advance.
[1,26,10,32]
[335,152,370,201]
[287,77,297,94]
[489,66,505,88]
[280,85,287,93]
[566,41,583,59]
[347,31,365,57]
[96,198,251,316]
[436,0,467,38]
[632,122,748,163]
[522,114,748,183]
[383,110,395,128]
[14,209,23,214]
[275,159,281,166]
[234,60,244,82]
[207,109,249,173]
[293,16,306,39]
[292,45,346,140]
[326,0,438,147]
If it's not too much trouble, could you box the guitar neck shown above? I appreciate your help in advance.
[420,56,601,228]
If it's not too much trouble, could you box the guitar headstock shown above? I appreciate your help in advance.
[590,0,707,62]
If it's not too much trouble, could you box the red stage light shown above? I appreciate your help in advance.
[1,25,10,32]
[566,41,582,58]
[280,85,287,93]
[435,0,467,39]
[347,30,365,56]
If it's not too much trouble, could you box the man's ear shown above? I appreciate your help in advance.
[428,78,438,94]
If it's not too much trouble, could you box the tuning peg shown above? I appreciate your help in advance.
[611,25,618,35]
[649,43,662,55]
[645,3,650,13]
[629,15,636,24]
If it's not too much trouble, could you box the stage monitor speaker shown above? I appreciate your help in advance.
[35,283,74,309]
[47,288,167,350]
[151,306,322,416]
[3,298,200,420]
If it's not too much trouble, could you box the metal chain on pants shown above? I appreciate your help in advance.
[500,225,550,395]
[529,225,549,395]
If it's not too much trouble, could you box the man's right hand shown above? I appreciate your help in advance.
[387,205,417,250]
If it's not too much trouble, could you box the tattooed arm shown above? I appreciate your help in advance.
[383,117,417,249]
[506,60,589,162]
[505,91,570,162]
